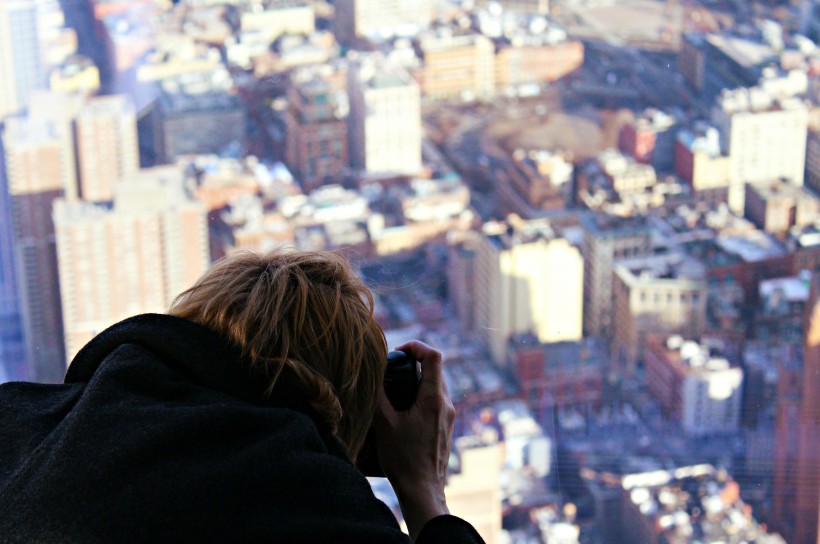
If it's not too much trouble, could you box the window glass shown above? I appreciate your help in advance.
[1,1,818,542]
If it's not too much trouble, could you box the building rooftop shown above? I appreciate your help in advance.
[759,274,812,305]
[580,212,653,238]
[705,32,777,70]
[617,252,707,283]
[622,465,786,544]
[660,336,742,378]
[748,179,818,203]
[715,230,787,263]
[483,216,560,250]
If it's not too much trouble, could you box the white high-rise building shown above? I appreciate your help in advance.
[0,0,44,118]
[645,335,743,436]
[347,55,422,175]
[712,85,809,214]
[54,165,209,362]
[450,217,583,364]
[334,0,434,43]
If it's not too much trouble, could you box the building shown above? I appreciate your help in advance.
[744,180,819,236]
[587,149,657,195]
[498,149,571,216]
[618,109,678,173]
[74,95,139,202]
[645,335,743,435]
[510,335,605,410]
[677,33,706,93]
[450,217,583,364]
[0,0,43,118]
[446,437,503,544]
[794,273,820,544]
[49,54,100,94]
[153,83,245,166]
[3,111,80,382]
[617,466,785,544]
[712,86,809,214]
[239,0,314,42]
[580,213,654,338]
[494,40,583,96]
[613,253,708,377]
[476,0,549,14]
[0,130,27,381]
[334,0,434,43]
[791,224,820,276]
[416,33,495,101]
[284,68,349,192]
[806,129,820,196]
[675,123,731,207]
[53,166,209,362]
[682,32,777,99]
[772,342,806,541]
[347,55,421,176]
[755,275,812,345]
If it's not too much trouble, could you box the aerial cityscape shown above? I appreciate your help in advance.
[1,0,819,542]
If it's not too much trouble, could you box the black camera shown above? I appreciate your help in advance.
[356,350,421,477]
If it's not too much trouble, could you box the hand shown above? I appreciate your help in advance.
[374,340,456,542]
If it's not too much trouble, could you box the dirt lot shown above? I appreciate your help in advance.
[486,108,634,162]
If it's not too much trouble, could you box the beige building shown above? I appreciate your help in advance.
[446,437,503,544]
[495,41,583,94]
[239,2,314,40]
[476,0,549,14]
[54,166,209,362]
[675,125,731,207]
[334,0,433,43]
[416,34,495,101]
[712,87,809,214]
[74,95,139,202]
[744,180,820,235]
[613,253,708,378]
[347,55,422,175]
[450,217,583,364]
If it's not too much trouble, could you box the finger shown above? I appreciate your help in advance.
[395,340,444,386]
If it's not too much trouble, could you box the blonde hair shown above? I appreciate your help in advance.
[168,249,386,461]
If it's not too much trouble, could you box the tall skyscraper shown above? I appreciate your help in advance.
[0,0,44,118]
[54,165,209,361]
[3,106,79,382]
[0,128,28,382]
[74,94,139,201]
[347,55,422,176]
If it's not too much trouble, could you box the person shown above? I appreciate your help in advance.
[0,250,485,543]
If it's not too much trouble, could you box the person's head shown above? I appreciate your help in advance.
[168,249,386,461]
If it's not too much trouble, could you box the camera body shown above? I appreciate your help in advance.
[356,350,421,477]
